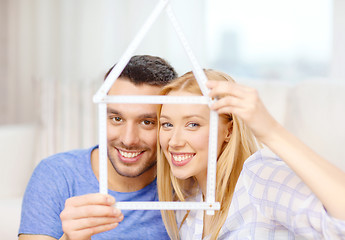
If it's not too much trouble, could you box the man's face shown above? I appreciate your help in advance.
[106,78,161,178]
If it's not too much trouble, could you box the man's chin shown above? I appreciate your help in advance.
[111,161,157,178]
[115,168,144,178]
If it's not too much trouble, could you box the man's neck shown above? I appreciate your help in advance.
[91,148,156,192]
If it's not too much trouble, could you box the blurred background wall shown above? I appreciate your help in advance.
[0,0,206,162]
[1,1,345,238]
[0,0,344,194]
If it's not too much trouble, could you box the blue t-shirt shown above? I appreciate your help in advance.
[19,146,169,240]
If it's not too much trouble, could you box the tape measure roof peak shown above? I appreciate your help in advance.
[94,0,219,213]
[93,0,210,103]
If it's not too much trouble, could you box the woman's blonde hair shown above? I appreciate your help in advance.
[157,69,259,239]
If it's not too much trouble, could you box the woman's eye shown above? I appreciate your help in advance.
[161,122,173,128]
[187,122,200,128]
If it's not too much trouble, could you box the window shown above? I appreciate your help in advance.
[205,0,332,82]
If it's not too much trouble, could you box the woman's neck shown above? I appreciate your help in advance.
[195,171,208,197]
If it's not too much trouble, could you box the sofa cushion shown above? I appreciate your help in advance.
[284,80,345,171]
[0,124,36,198]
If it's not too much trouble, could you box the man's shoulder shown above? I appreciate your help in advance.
[26,146,98,196]
[41,146,95,165]
[34,146,96,177]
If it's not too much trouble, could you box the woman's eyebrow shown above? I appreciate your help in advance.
[159,115,170,119]
[183,114,207,121]
[160,114,207,120]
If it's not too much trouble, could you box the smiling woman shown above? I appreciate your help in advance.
[159,90,232,182]
[159,96,211,180]
[157,69,345,240]
[157,69,259,239]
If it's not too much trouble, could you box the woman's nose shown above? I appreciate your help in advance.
[168,129,185,148]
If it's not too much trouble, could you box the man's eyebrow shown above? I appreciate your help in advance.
[106,109,156,119]
[140,113,157,119]
[107,109,120,115]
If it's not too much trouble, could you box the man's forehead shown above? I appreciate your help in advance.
[107,103,158,118]
[108,78,162,95]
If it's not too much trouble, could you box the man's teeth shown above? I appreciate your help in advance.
[119,150,141,158]
[172,154,194,162]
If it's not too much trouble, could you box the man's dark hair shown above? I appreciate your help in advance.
[104,55,178,86]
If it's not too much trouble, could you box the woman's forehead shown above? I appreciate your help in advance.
[160,103,210,120]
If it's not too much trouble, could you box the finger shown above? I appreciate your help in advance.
[86,222,120,236]
[212,104,241,117]
[71,215,124,231]
[65,193,115,207]
[61,205,122,221]
[207,81,249,99]
[210,95,247,112]
[65,222,119,240]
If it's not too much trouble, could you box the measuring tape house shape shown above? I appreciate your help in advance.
[93,0,220,215]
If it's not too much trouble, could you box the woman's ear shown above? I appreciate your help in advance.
[224,120,233,143]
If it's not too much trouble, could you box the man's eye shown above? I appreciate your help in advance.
[112,116,122,122]
[142,120,155,126]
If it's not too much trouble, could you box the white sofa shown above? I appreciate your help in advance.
[1,80,345,239]
[251,79,345,171]
[0,124,37,240]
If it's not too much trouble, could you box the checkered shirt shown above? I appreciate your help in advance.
[176,148,345,239]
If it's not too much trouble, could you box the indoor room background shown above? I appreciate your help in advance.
[1,0,344,238]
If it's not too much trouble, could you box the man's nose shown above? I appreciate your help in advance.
[121,123,140,147]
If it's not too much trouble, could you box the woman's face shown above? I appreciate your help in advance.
[159,90,231,182]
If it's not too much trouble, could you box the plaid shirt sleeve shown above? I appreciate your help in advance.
[242,148,345,239]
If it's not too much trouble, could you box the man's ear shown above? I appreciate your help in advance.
[224,120,233,143]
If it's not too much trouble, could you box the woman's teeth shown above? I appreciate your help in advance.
[172,154,194,162]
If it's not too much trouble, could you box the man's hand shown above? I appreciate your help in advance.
[60,193,123,240]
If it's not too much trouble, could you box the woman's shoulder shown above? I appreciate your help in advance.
[239,148,310,203]
[242,148,291,179]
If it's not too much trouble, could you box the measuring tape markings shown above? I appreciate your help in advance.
[98,95,210,105]
[94,0,169,100]
[95,0,220,214]
[165,5,210,97]
[206,111,218,215]
[115,201,220,211]
[166,3,219,215]
[97,95,220,212]
[98,103,108,195]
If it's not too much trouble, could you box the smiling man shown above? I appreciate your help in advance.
[18,55,177,240]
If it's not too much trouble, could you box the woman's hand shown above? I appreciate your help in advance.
[207,80,345,220]
[206,80,279,143]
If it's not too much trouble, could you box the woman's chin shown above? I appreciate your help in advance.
[171,171,192,180]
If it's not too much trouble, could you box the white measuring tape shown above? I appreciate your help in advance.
[116,201,220,211]
[94,0,220,215]
[102,95,210,105]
